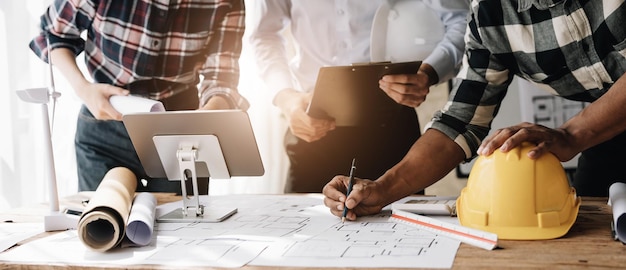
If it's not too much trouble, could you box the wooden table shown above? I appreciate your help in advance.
[1,194,625,269]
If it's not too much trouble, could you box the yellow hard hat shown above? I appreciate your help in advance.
[456,142,581,240]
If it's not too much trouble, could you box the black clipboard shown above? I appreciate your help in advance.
[306,61,421,126]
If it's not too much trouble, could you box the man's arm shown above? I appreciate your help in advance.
[30,1,127,120]
[378,0,469,108]
[479,72,626,162]
[198,0,247,110]
[422,0,469,84]
[50,48,127,120]
[248,0,298,105]
[324,129,465,220]
[248,0,335,142]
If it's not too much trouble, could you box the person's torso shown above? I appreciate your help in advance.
[286,0,384,92]
[478,0,626,102]
[86,0,236,86]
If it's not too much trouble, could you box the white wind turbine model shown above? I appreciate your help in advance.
[16,40,79,231]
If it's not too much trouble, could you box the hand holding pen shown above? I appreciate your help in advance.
[342,158,356,223]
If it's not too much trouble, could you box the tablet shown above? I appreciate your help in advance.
[306,61,421,126]
[122,110,264,180]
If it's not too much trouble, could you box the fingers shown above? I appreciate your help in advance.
[289,111,335,142]
[323,176,380,220]
[477,122,558,159]
[101,85,127,120]
[379,74,429,107]
[322,176,350,217]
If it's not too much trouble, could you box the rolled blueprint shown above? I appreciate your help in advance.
[609,182,626,243]
[109,95,165,114]
[125,192,157,246]
[77,167,137,252]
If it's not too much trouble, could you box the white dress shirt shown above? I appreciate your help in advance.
[249,0,469,101]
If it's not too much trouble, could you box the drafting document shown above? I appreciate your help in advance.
[609,182,626,243]
[156,194,460,268]
[0,229,266,268]
[0,223,42,252]
[123,192,157,247]
[0,194,460,268]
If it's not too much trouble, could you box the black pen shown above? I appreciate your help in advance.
[342,158,357,223]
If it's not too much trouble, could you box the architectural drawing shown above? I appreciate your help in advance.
[0,195,460,269]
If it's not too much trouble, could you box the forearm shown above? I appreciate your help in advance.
[49,48,90,96]
[560,74,626,153]
[376,129,465,206]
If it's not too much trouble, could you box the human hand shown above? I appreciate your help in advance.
[322,175,386,221]
[76,82,128,121]
[378,72,430,107]
[477,122,579,162]
[378,63,437,108]
[278,90,335,142]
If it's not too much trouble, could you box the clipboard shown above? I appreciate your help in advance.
[306,61,421,126]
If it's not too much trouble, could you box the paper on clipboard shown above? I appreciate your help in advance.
[306,61,421,126]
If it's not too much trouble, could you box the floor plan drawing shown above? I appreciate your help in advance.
[0,195,461,269]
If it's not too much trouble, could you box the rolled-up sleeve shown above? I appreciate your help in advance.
[198,0,247,109]
[425,3,514,161]
[29,0,94,63]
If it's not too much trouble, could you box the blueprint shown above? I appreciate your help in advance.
[0,194,460,268]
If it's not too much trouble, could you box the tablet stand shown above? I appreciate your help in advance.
[153,135,237,222]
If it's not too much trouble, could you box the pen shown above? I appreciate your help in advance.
[342,158,357,223]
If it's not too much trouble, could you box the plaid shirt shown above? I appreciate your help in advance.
[426,0,626,160]
[29,0,247,109]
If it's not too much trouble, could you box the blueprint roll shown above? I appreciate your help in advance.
[609,182,626,243]
[125,192,157,246]
[77,167,137,252]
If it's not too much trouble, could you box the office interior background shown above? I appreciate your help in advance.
[0,0,583,211]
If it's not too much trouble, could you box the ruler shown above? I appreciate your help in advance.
[389,209,498,250]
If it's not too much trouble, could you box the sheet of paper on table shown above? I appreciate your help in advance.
[0,194,461,269]
[0,223,42,252]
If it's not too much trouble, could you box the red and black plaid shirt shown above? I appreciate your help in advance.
[30,0,246,107]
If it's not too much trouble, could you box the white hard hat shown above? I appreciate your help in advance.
[370,0,445,62]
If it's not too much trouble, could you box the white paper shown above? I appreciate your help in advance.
[0,230,266,268]
[109,95,165,115]
[0,195,460,268]
[0,223,42,252]
[125,192,157,246]
[609,182,626,242]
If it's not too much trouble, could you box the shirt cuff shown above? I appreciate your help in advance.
[425,120,479,162]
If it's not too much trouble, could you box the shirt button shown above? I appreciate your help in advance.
[153,40,160,47]
[337,9,344,15]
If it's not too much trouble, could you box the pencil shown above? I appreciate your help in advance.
[342,158,357,223]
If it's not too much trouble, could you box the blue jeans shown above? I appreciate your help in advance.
[75,106,182,192]
[74,87,207,193]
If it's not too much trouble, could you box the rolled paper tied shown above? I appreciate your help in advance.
[77,167,137,252]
